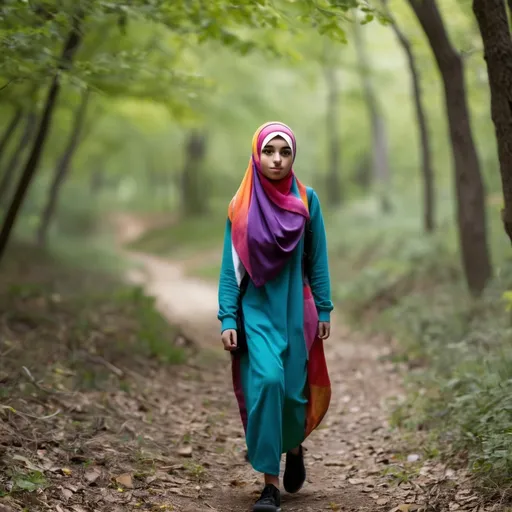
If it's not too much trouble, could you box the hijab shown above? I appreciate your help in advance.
[228,121,310,287]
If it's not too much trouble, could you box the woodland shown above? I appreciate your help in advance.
[1,0,512,511]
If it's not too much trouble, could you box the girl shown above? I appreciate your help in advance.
[217,121,333,512]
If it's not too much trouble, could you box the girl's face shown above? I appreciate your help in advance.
[259,136,293,181]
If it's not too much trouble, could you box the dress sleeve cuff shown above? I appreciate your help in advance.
[318,310,331,323]
[221,317,237,333]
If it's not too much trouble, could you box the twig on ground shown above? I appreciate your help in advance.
[1,403,61,421]
[0,345,16,357]
[17,408,62,421]
[21,366,71,395]
[76,351,124,377]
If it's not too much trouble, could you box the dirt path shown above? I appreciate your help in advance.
[115,217,483,512]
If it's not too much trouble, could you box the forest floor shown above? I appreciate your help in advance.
[0,214,502,512]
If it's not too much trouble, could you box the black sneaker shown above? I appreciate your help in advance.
[253,484,281,512]
[283,445,306,494]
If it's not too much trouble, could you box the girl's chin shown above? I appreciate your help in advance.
[263,169,290,181]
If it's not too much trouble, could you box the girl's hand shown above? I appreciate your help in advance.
[221,329,238,351]
[318,322,331,340]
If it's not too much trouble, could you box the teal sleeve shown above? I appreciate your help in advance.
[308,190,334,322]
[217,218,239,333]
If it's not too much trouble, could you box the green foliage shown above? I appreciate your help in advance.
[328,194,512,490]
[128,211,225,258]
[0,240,185,399]
[113,285,185,364]
[386,277,512,490]
[10,471,48,493]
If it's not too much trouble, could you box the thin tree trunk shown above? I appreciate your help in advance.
[181,130,208,215]
[0,112,37,205]
[323,59,342,206]
[408,0,492,295]
[0,13,84,261]
[37,89,90,247]
[0,108,23,162]
[353,19,392,213]
[89,168,104,194]
[382,0,435,232]
[473,0,512,244]
[354,154,372,191]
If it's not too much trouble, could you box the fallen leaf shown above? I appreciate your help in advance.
[61,488,73,500]
[85,467,101,485]
[115,473,134,489]
[178,446,193,457]
[12,454,43,472]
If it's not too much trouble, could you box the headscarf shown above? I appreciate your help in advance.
[228,121,310,287]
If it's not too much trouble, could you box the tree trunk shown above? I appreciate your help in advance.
[89,168,104,194]
[323,61,342,207]
[181,130,208,216]
[473,0,512,245]
[0,13,83,261]
[0,108,23,163]
[0,112,37,205]
[353,19,392,213]
[383,0,435,232]
[354,153,372,191]
[37,89,90,247]
[408,0,492,295]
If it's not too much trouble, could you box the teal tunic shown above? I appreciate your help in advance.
[218,187,333,476]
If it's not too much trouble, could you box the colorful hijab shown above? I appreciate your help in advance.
[228,122,310,287]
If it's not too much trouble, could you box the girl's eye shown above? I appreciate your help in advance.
[263,149,273,155]
[282,150,291,157]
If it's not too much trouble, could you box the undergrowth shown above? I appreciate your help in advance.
[329,196,512,496]
[0,242,185,399]
[127,211,225,258]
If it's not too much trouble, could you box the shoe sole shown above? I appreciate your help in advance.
[252,506,281,512]
[283,473,305,494]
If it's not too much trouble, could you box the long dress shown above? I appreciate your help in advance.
[218,186,333,477]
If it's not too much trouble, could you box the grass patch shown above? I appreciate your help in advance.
[328,194,512,496]
[188,260,221,281]
[0,242,184,386]
[128,212,225,259]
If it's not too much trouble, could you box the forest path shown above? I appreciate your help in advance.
[105,213,480,512]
